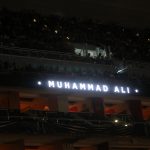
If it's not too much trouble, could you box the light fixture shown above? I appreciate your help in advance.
[114,119,119,123]
[117,67,127,74]
[33,18,37,22]
[66,36,70,40]
[55,30,58,34]
[124,124,128,127]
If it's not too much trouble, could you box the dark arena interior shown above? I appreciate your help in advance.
[1,0,150,150]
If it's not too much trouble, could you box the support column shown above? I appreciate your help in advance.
[92,97,104,117]
[57,96,68,112]
[0,91,19,109]
[0,92,9,108]
[9,92,20,109]
[47,95,58,112]
[86,98,94,113]
[126,99,143,121]
[126,99,144,136]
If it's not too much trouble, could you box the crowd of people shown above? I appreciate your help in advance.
[0,9,150,63]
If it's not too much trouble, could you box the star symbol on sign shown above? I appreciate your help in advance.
[37,81,42,85]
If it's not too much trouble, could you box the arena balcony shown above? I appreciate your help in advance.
[0,45,149,96]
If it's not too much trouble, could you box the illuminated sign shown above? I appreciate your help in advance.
[37,80,139,94]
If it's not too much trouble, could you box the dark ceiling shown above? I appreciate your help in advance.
[0,0,150,28]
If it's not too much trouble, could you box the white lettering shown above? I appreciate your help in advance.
[46,80,134,95]
[114,86,120,93]
[87,84,94,91]
[79,83,86,90]
[72,83,78,90]
[96,85,101,92]
[57,81,63,88]
[121,87,126,93]
[64,82,70,89]
[103,85,108,92]
[48,80,55,88]
[127,87,130,93]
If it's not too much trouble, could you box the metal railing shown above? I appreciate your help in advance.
[0,109,150,136]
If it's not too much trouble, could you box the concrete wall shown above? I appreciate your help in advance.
[20,94,58,111]
[57,96,68,112]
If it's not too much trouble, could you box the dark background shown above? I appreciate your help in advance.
[0,0,150,28]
